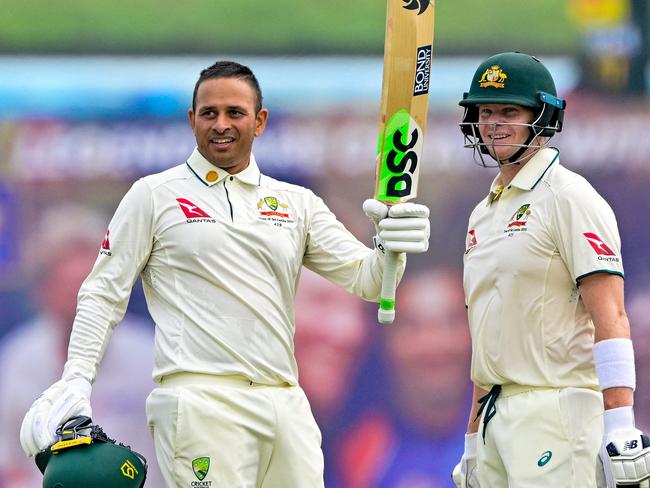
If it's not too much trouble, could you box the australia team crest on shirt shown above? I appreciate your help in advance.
[257,195,294,227]
[504,204,531,235]
[191,456,211,486]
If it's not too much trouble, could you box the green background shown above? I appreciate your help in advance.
[0,0,581,55]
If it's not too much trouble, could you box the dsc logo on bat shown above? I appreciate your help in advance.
[376,109,423,201]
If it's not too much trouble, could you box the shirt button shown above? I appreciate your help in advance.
[206,171,218,183]
[229,176,234,181]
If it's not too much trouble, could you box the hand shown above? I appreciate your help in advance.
[452,432,480,488]
[597,406,650,487]
[20,377,92,456]
[362,199,430,254]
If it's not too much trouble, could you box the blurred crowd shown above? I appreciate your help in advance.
[1,93,650,488]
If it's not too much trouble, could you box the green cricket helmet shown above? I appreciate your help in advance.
[458,52,566,165]
[35,416,147,488]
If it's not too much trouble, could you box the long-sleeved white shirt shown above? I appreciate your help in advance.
[64,149,401,385]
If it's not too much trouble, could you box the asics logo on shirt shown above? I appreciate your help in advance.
[537,450,552,467]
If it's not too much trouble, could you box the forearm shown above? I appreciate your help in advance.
[595,313,634,409]
[467,383,487,434]
[579,273,635,409]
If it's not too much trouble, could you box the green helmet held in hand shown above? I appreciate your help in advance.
[459,51,566,166]
[35,416,147,488]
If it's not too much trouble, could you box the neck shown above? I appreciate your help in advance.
[497,163,522,187]
[496,147,541,186]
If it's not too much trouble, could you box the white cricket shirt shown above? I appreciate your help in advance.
[463,148,624,390]
[64,149,395,385]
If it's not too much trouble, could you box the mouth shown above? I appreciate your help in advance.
[209,136,235,149]
[487,133,510,144]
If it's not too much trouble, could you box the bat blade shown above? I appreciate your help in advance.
[375,0,435,324]
[375,0,434,204]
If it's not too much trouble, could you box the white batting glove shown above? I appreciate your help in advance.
[20,377,92,456]
[452,433,480,488]
[362,199,430,254]
[597,406,650,487]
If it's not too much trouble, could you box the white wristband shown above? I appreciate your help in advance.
[593,338,636,391]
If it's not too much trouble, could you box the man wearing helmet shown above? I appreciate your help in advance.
[452,52,649,488]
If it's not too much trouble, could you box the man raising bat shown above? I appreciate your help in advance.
[20,60,430,487]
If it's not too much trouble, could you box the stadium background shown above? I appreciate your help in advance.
[0,1,649,486]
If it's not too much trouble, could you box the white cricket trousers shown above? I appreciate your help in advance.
[477,385,604,488]
[145,373,325,488]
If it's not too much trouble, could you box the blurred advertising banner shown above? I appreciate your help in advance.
[569,0,649,94]
[1,104,650,184]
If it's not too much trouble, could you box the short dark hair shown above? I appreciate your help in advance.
[192,60,263,113]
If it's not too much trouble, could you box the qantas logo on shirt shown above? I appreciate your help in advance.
[100,228,112,256]
[465,229,478,254]
[583,232,618,262]
[176,198,216,223]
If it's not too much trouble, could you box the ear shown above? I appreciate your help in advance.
[188,108,196,132]
[255,108,269,137]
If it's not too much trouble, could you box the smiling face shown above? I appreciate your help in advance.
[477,103,535,162]
[188,77,268,174]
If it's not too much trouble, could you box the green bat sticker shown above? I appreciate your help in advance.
[376,109,423,203]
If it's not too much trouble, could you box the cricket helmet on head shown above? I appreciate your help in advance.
[35,416,147,488]
[459,52,566,165]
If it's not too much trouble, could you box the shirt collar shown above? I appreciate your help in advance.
[185,147,262,187]
[509,147,560,191]
[486,147,560,204]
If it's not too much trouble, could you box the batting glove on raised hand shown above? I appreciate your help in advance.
[597,406,650,487]
[452,433,480,488]
[20,377,92,457]
[362,199,430,254]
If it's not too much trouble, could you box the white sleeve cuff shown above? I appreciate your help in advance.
[464,432,478,457]
[604,405,635,432]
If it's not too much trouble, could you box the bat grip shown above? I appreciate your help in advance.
[378,250,398,324]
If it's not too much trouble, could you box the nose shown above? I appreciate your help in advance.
[211,113,231,133]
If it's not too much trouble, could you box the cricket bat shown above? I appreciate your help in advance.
[374,0,435,324]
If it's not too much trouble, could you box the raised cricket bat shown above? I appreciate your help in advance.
[375,0,435,324]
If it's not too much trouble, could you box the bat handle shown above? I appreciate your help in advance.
[378,250,398,324]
